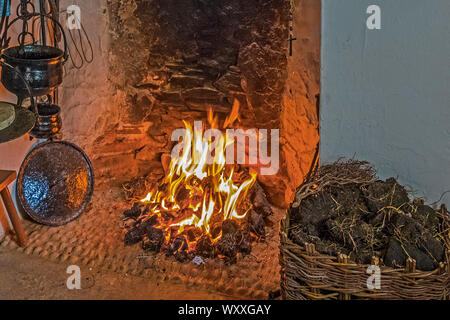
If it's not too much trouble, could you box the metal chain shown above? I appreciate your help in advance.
[17,0,34,17]
[17,0,36,46]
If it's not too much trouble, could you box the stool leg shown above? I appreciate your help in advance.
[0,188,27,247]
[0,201,12,235]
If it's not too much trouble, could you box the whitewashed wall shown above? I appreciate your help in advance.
[321,0,450,204]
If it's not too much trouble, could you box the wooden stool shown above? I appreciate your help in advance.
[0,170,27,246]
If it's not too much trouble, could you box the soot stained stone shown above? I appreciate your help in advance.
[170,74,206,88]
[108,0,289,122]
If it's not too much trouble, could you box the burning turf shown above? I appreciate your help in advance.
[122,102,273,263]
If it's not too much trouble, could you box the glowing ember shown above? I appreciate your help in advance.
[138,101,257,253]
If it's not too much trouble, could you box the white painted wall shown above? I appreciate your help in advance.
[321,0,450,204]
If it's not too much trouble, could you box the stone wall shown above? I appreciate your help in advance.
[106,0,290,127]
[278,0,321,205]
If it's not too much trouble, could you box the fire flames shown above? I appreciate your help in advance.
[140,101,257,252]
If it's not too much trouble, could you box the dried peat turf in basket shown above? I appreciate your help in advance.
[289,162,447,271]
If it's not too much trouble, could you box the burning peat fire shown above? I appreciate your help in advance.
[123,102,273,263]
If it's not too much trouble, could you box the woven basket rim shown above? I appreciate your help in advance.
[281,204,450,274]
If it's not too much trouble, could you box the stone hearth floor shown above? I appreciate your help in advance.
[0,180,284,299]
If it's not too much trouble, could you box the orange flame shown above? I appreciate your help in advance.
[140,102,256,250]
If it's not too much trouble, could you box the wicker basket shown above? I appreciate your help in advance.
[280,203,450,300]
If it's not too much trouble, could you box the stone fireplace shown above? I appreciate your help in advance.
[60,0,320,208]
